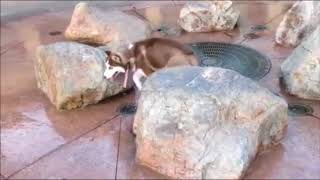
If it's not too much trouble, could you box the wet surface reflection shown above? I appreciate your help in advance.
[1,1,319,179]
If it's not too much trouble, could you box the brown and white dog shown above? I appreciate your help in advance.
[104,38,199,90]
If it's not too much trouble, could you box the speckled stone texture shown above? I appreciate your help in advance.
[275,1,320,47]
[280,26,320,100]
[134,66,288,179]
[34,42,127,110]
[178,1,239,32]
[65,2,151,51]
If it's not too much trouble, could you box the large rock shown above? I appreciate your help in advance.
[65,2,152,51]
[133,67,288,179]
[280,26,320,100]
[178,1,239,32]
[275,1,320,47]
[34,42,127,110]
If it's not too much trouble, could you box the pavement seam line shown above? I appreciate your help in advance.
[0,41,24,55]
[115,116,123,180]
[6,113,120,179]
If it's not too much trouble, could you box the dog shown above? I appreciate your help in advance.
[104,38,199,90]
[127,38,199,89]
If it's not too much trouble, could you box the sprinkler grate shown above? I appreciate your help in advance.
[251,24,268,31]
[118,103,137,115]
[288,103,314,117]
[49,31,62,36]
[189,42,271,80]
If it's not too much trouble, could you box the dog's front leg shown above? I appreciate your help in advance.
[133,69,147,90]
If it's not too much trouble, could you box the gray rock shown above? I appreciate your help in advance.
[65,2,152,50]
[34,42,126,110]
[275,1,320,47]
[133,66,288,179]
[280,26,320,100]
[178,1,239,32]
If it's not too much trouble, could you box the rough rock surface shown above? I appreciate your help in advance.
[178,1,239,32]
[65,2,151,51]
[34,42,127,110]
[280,26,320,100]
[275,1,320,47]
[133,67,288,179]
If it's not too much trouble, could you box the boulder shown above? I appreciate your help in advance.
[275,1,320,47]
[65,2,152,51]
[280,26,320,100]
[178,1,239,32]
[133,66,288,179]
[34,42,127,110]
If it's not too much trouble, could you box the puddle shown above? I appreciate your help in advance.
[189,42,271,80]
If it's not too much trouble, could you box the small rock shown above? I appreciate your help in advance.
[34,42,128,110]
[280,26,320,100]
[65,2,152,50]
[275,1,320,47]
[178,1,240,32]
[134,66,288,179]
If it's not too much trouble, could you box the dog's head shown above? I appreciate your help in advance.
[105,43,135,66]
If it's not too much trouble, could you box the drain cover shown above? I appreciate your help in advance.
[118,103,137,115]
[189,42,271,80]
[251,24,268,31]
[288,103,314,116]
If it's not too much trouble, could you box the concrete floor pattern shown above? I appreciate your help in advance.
[1,1,319,179]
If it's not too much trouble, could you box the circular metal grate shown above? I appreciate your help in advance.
[288,103,314,117]
[118,103,137,115]
[189,42,271,80]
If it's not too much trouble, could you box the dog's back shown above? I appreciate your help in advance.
[132,38,198,75]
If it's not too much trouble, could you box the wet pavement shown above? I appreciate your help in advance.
[1,1,319,179]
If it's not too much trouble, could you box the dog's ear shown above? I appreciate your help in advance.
[106,51,124,66]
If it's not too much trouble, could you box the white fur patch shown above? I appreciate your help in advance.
[133,68,147,90]
[128,43,134,49]
[104,61,125,79]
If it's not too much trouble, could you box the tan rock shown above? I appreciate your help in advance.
[275,1,320,47]
[34,42,127,110]
[178,1,239,32]
[65,2,151,48]
[280,26,320,100]
[134,66,288,179]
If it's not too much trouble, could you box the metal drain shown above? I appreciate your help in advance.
[118,103,137,115]
[288,103,314,116]
[251,24,268,31]
[49,31,62,36]
[189,42,271,80]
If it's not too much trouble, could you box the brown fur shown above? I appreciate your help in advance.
[130,38,199,75]
[104,38,199,89]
